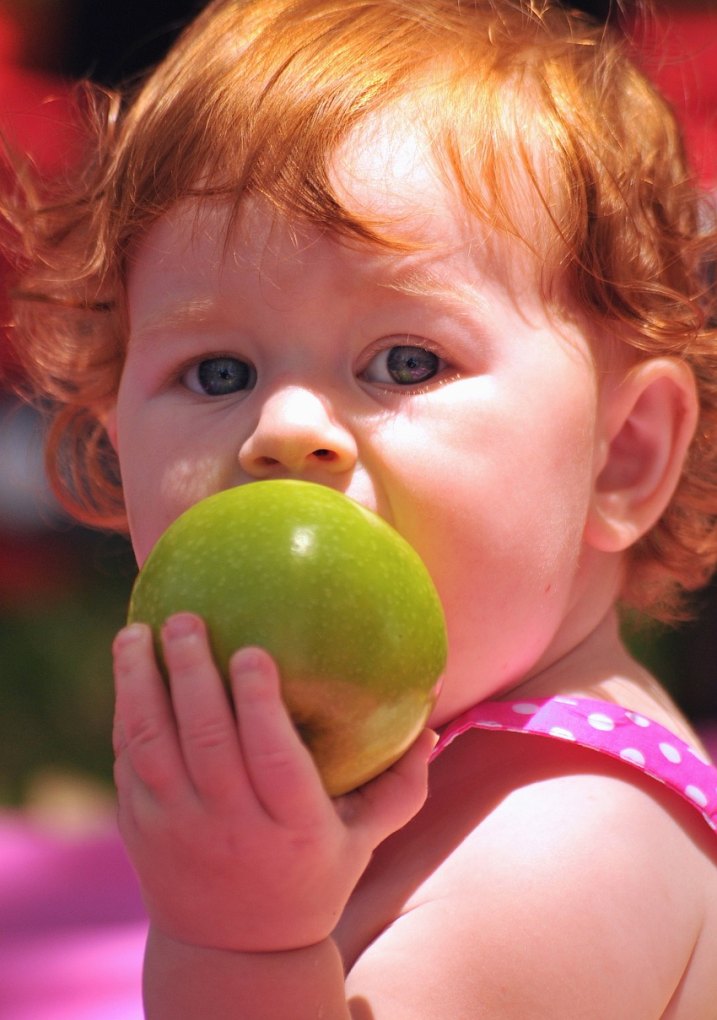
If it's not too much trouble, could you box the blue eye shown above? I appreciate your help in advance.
[183,357,256,396]
[364,345,442,386]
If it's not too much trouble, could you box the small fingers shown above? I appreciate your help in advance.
[229,647,329,826]
[112,622,185,799]
[161,613,246,802]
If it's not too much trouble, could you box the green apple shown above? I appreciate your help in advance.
[127,480,447,795]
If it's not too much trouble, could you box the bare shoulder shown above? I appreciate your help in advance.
[344,729,717,1020]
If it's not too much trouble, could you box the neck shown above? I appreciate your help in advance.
[500,607,701,743]
[512,608,639,698]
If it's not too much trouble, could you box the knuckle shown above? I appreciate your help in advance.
[112,716,126,758]
[120,717,176,792]
[253,745,296,776]
[127,712,166,752]
[181,713,231,752]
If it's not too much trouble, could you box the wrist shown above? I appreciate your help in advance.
[144,925,351,1020]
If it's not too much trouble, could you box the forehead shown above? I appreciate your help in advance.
[126,213,543,345]
[126,196,499,332]
[129,110,544,303]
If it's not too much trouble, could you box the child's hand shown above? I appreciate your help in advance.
[112,614,434,954]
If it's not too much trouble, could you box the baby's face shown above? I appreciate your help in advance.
[113,119,607,718]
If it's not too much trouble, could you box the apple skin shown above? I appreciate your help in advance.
[127,480,447,795]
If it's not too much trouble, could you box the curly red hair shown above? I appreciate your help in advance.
[5,0,717,620]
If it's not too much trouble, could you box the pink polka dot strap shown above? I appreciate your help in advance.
[432,696,717,834]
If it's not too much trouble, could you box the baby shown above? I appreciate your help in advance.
[6,1,717,1016]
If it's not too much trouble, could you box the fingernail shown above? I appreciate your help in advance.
[163,613,201,641]
[230,647,264,673]
[113,623,146,652]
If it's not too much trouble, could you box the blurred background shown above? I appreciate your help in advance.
[0,0,201,820]
[0,0,716,821]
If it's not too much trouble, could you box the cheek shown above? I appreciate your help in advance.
[381,403,597,675]
[118,421,231,565]
[402,483,591,713]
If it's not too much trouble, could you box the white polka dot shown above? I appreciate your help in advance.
[625,712,650,728]
[549,726,575,741]
[512,703,540,715]
[619,748,646,767]
[685,785,708,808]
[588,712,615,732]
[554,696,579,706]
[687,745,711,765]
[659,742,682,764]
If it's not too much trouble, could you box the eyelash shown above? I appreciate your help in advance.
[361,345,438,385]
[178,341,454,398]
[180,355,256,397]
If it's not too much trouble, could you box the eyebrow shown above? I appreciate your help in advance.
[375,256,493,318]
[130,243,495,341]
[130,297,225,340]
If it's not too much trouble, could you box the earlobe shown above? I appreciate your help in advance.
[585,358,698,553]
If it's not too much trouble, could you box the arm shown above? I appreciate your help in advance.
[343,728,712,1019]
[112,613,434,1019]
[142,928,349,1020]
[114,618,710,1017]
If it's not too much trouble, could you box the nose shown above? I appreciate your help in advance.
[238,385,358,479]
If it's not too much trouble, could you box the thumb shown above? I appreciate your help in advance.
[338,728,437,843]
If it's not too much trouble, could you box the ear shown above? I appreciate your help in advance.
[584,358,698,553]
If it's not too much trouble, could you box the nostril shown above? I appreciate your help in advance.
[312,449,336,461]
